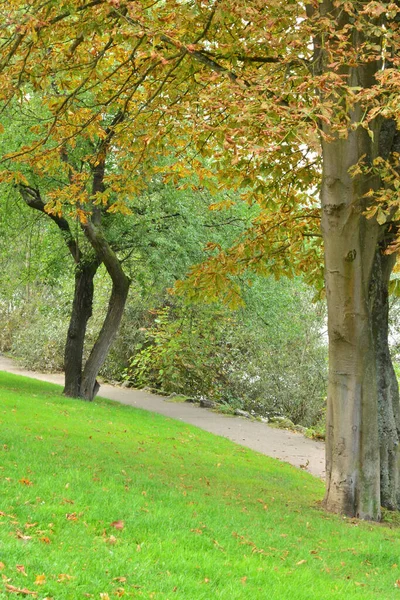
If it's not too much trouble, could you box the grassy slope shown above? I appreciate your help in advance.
[0,372,399,599]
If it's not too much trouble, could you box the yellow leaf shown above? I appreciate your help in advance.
[34,574,46,585]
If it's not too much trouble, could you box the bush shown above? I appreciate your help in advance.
[125,278,328,427]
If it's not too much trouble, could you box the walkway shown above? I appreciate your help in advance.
[0,354,325,479]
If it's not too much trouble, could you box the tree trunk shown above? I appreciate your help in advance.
[322,137,382,519]
[80,278,129,400]
[63,258,100,398]
[79,220,131,401]
[371,249,400,510]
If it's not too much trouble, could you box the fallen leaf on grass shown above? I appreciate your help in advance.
[296,560,307,566]
[113,577,126,583]
[5,584,37,596]
[66,513,77,521]
[0,562,4,570]
[39,537,51,544]
[99,594,110,600]
[395,579,400,588]
[57,574,74,582]
[34,574,46,585]
[15,531,31,541]
[16,565,27,576]
[106,535,117,545]
[110,520,124,530]
[18,478,33,486]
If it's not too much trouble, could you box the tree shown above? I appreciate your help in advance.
[1,0,400,519]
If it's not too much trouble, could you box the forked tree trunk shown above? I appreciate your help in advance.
[78,220,130,401]
[79,278,129,400]
[63,258,100,398]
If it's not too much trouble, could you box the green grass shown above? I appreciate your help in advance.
[0,372,400,599]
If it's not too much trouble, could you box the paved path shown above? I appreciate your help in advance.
[0,355,325,479]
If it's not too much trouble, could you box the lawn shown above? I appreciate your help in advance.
[0,371,400,599]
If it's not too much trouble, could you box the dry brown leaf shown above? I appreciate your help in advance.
[110,520,124,530]
[296,560,307,566]
[16,565,27,576]
[5,584,37,596]
[57,574,74,582]
[66,513,77,521]
[0,562,5,570]
[16,531,31,541]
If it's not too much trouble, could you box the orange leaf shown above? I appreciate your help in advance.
[16,565,27,576]
[19,478,33,486]
[110,520,124,530]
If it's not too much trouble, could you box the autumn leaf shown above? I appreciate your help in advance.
[16,531,31,541]
[0,562,4,570]
[57,574,74,582]
[110,520,124,530]
[16,565,27,576]
[66,513,77,521]
[34,574,46,585]
[19,478,33,486]
[106,535,117,545]
[5,584,37,596]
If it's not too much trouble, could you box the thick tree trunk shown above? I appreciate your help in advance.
[322,137,381,519]
[371,249,400,510]
[63,258,100,398]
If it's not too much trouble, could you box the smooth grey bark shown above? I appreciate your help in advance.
[314,0,400,520]
[321,131,382,519]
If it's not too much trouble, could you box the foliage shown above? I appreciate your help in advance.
[126,277,327,427]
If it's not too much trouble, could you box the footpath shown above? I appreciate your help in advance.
[0,354,325,479]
